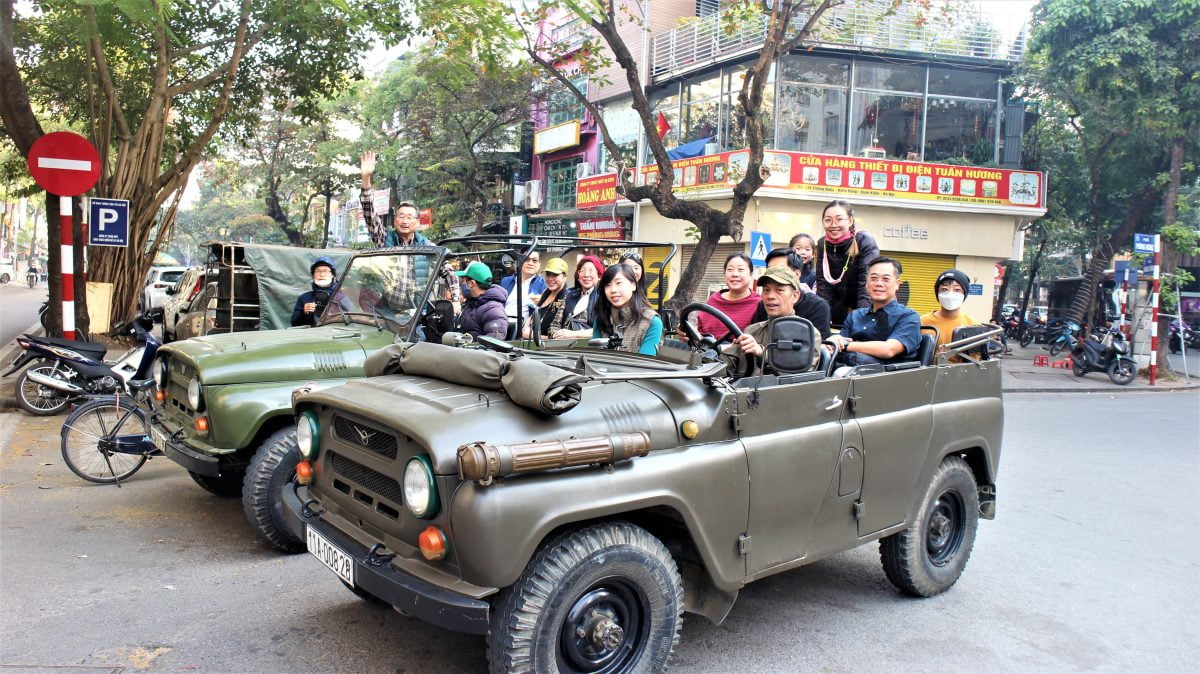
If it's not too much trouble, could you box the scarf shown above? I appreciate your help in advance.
[821,237,853,286]
[609,305,656,354]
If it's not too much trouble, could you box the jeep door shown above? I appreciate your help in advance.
[739,376,859,578]
[848,367,936,536]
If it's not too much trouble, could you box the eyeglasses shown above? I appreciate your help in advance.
[822,216,850,225]
[397,214,419,220]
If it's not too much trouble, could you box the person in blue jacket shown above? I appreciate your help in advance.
[592,263,663,356]
[291,257,339,327]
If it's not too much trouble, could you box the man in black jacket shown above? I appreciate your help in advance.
[750,248,832,337]
[291,257,339,327]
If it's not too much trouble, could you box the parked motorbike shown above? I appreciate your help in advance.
[2,311,161,416]
[1045,319,1081,356]
[1018,315,1049,347]
[1168,320,1200,354]
[1071,326,1137,385]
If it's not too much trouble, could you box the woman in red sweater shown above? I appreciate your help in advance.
[697,253,761,340]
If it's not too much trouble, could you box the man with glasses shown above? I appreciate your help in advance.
[500,251,545,329]
[824,257,919,366]
[359,151,431,248]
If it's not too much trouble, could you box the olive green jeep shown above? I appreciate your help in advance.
[282,308,1004,671]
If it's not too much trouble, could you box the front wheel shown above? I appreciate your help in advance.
[1107,358,1137,386]
[1169,334,1181,354]
[60,397,149,483]
[1049,339,1066,356]
[16,362,74,416]
[880,456,979,597]
[242,428,304,553]
[0,272,9,284]
[1071,354,1087,377]
[487,521,683,674]
[1019,331,1033,348]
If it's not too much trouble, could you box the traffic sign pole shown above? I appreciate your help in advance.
[1149,234,1161,386]
[60,196,75,339]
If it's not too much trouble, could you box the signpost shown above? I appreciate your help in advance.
[88,198,130,247]
[749,231,771,267]
[27,131,102,340]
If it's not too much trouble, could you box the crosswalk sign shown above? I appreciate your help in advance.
[749,231,771,266]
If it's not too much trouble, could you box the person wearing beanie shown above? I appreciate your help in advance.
[551,254,605,339]
[291,257,339,327]
[921,269,980,360]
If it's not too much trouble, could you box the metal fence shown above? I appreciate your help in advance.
[651,1,1027,81]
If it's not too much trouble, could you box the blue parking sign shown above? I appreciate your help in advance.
[89,198,129,247]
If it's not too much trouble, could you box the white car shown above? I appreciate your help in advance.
[141,266,189,311]
[0,258,14,284]
[162,267,204,341]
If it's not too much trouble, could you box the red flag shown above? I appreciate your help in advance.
[655,111,671,140]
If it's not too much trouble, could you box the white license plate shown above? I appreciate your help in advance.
[307,525,355,587]
[150,426,168,453]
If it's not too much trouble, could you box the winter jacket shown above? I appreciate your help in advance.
[557,286,599,331]
[291,282,339,327]
[460,285,510,339]
[384,229,431,247]
[814,230,880,326]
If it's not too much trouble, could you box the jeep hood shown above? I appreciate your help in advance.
[162,324,395,386]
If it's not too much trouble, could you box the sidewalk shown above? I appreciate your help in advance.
[997,342,1199,394]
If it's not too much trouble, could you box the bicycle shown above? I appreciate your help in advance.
[59,380,162,485]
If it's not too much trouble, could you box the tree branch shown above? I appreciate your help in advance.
[84,5,132,140]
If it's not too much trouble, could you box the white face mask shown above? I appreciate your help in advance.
[314,278,333,288]
[938,291,964,311]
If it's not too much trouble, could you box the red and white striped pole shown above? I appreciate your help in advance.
[60,195,75,340]
[1149,234,1161,385]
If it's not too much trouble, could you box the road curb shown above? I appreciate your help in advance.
[0,319,44,411]
[1003,384,1199,394]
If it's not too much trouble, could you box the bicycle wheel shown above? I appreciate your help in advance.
[61,397,150,483]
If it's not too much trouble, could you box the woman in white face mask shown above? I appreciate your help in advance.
[292,257,339,327]
[920,269,980,361]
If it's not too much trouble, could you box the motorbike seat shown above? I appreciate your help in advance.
[28,336,108,359]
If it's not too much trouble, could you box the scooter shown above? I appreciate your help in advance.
[26,268,37,288]
[2,311,161,416]
[1045,319,1081,356]
[1071,326,1137,385]
[1168,320,1200,354]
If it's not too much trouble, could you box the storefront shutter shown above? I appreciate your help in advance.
[880,251,957,316]
[680,243,748,299]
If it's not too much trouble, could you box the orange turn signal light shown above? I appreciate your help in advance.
[194,416,209,432]
[154,389,165,402]
[296,459,313,485]
[418,526,447,561]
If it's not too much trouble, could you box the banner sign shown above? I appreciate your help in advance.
[534,120,581,155]
[575,172,619,210]
[576,217,624,240]
[638,149,1046,211]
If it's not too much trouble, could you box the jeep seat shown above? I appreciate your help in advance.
[918,325,939,366]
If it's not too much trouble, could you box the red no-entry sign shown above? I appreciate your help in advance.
[27,131,101,197]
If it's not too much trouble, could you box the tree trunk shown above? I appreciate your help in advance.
[1020,234,1047,320]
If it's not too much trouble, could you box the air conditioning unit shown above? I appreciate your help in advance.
[524,180,543,210]
[576,162,594,178]
[703,142,720,156]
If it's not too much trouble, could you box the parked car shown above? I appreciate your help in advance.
[0,257,15,284]
[141,266,189,311]
[282,312,1004,670]
[162,267,204,341]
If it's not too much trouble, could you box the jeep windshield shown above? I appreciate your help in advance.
[320,251,442,332]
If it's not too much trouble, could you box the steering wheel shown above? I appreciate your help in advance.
[678,303,754,378]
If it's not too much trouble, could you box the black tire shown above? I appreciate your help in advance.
[0,273,9,284]
[189,469,245,497]
[60,397,149,483]
[487,521,683,674]
[16,362,74,416]
[1169,334,1181,354]
[1107,358,1136,386]
[880,456,979,597]
[1048,339,1065,356]
[1019,331,1033,348]
[1071,357,1087,377]
[242,427,304,553]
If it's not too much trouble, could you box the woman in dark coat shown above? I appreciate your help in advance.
[814,200,880,326]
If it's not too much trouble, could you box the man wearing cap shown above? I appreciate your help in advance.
[825,256,920,366]
[724,266,809,373]
[291,257,339,327]
[457,261,510,339]
[922,269,980,359]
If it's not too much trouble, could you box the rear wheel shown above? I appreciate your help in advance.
[242,428,304,553]
[1071,352,1087,377]
[880,456,979,597]
[189,469,245,497]
[487,521,683,674]
[1019,331,1033,348]
[1107,358,1137,385]
[60,397,149,483]
[16,362,74,416]
[0,273,9,284]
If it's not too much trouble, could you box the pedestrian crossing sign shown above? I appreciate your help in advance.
[749,231,771,266]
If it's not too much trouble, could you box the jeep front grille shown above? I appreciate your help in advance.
[330,451,404,506]
[332,414,397,459]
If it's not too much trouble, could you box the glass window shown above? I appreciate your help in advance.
[928,68,998,99]
[776,84,846,154]
[545,158,582,211]
[923,98,997,163]
[682,98,720,143]
[547,75,587,127]
[726,88,774,150]
[850,92,923,159]
[686,73,722,103]
[854,62,925,94]
[648,89,681,155]
[779,54,850,86]
[600,140,637,173]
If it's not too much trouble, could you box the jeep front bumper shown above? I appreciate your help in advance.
[282,482,491,634]
[149,415,223,477]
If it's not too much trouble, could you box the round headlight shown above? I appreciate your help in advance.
[403,456,439,519]
[155,359,168,387]
[296,412,319,460]
[187,377,202,409]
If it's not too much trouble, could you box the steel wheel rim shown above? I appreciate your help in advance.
[558,578,648,673]
[20,366,69,411]
[64,405,148,480]
[925,490,966,567]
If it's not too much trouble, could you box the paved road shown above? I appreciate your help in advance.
[0,281,45,346]
[1,391,1196,672]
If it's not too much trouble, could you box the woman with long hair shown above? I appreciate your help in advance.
[593,264,663,355]
[619,251,648,295]
[813,200,880,325]
[550,255,604,339]
[527,257,570,337]
[789,232,816,290]
[696,253,760,340]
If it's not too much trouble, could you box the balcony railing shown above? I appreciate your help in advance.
[651,1,1027,81]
